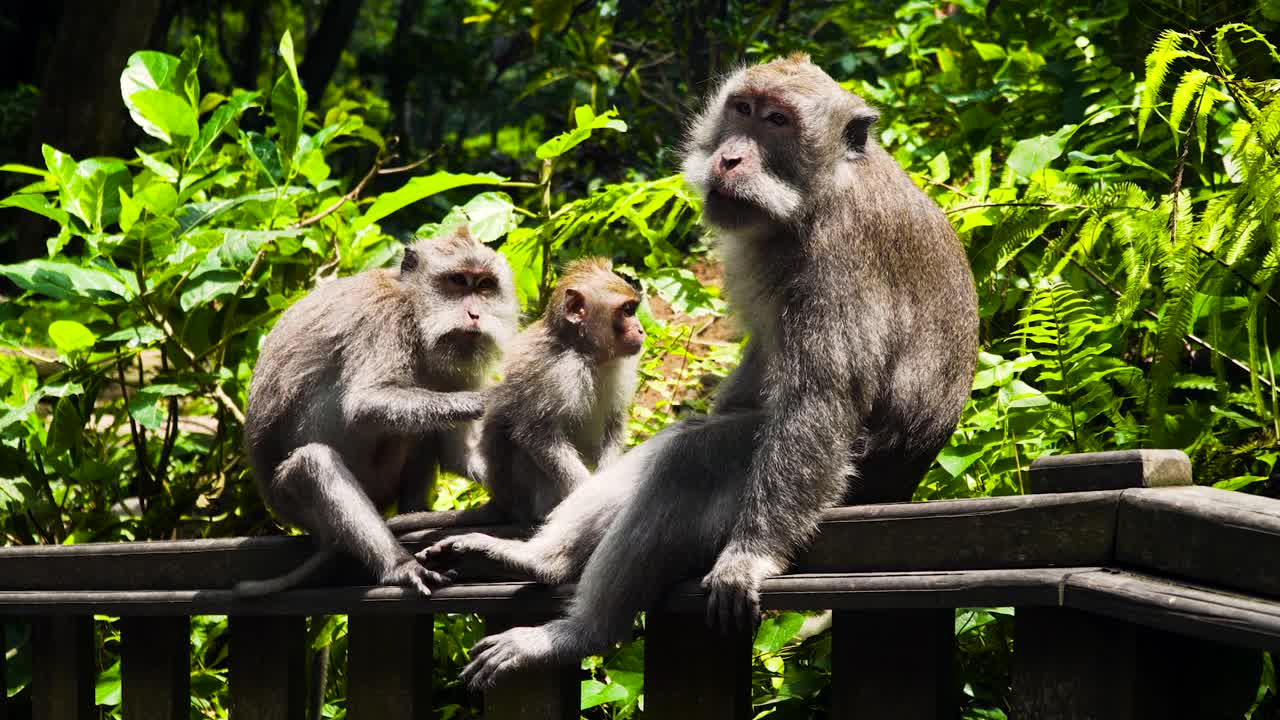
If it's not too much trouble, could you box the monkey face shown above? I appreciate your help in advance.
[682,56,881,232]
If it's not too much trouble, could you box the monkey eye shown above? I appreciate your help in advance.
[476,276,498,291]
[447,273,468,287]
[734,101,752,117]
[766,112,789,127]
[621,301,639,317]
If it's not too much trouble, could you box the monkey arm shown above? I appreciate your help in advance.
[517,422,592,496]
[345,385,485,432]
[712,340,766,413]
[703,309,867,631]
[597,414,628,469]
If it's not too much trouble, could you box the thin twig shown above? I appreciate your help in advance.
[290,154,389,230]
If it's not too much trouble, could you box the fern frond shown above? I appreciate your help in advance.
[1139,30,1204,140]
[1214,23,1280,68]
[1169,69,1211,137]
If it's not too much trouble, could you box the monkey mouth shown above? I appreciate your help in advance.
[705,186,763,227]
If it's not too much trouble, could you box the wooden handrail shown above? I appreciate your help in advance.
[3,449,1278,720]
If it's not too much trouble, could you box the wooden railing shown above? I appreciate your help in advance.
[2,449,1279,719]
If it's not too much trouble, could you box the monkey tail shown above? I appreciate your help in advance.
[233,549,335,598]
[386,504,510,535]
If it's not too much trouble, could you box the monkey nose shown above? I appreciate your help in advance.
[719,155,742,173]
[468,310,481,320]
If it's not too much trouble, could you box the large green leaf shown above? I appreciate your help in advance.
[47,320,96,355]
[1006,134,1065,178]
[0,260,131,301]
[127,383,195,431]
[356,172,506,229]
[0,194,70,226]
[120,50,193,144]
[180,269,243,311]
[243,132,284,186]
[536,106,628,160]
[271,31,307,174]
[186,91,260,168]
[415,192,520,244]
[127,89,198,143]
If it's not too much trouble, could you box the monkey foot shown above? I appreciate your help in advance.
[383,558,454,597]
[416,532,492,566]
[462,625,554,689]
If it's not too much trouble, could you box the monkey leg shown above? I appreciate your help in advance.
[273,443,451,596]
[461,415,754,689]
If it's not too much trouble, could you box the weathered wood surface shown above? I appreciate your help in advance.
[831,608,955,719]
[30,616,94,720]
[121,616,189,720]
[483,615,579,720]
[0,492,1122,592]
[229,615,306,720]
[0,568,1076,616]
[0,621,7,720]
[346,614,433,719]
[1028,449,1192,494]
[646,611,752,720]
[1064,568,1280,649]
[1117,486,1280,598]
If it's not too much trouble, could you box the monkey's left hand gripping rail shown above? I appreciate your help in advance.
[1,450,1279,720]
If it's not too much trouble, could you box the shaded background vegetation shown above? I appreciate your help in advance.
[0,0,1278,717]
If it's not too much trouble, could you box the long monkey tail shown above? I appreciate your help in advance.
[233,549,335,598]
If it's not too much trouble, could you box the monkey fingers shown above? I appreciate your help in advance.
[383,558,453,597]
[461,626,554,689]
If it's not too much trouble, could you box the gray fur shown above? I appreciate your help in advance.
[236,226,518,597]
[424,57,979,688]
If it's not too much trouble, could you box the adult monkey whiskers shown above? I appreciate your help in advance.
[425,54,978,689]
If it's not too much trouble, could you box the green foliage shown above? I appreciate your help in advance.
[2,0,1279,717]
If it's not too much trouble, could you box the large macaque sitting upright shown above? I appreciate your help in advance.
[424,55,979,687]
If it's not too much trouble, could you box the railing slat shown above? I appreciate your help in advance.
[1011,607,1139,719]
[830,608,954,718]
[121,616,190,720]
[0,621,8,720]
[31,616,94,720]
[346,614,433,719]
[483,615,578,720]
[645,611,751,720]
[229,615,306,720]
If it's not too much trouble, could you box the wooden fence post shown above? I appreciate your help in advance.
[31,616,95,720]
[482,614,579,720]
[830,608,955,718]
[121,616,190,720]
[346,614,433,719]
[1012,450,1193,718]
[229,615,307,720]
[645,611,752,720]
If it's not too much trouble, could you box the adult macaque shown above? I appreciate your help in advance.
[424,54,978,688]
[234,226,519,597]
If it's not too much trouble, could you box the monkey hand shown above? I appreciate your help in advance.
[700,548,781,634]
[381,557,456,597]
[462,625,555,689]
[450,390,487,421]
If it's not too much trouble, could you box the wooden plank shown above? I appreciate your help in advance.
[830,608,955,718]
[0,568,1075,616]
[346,614,433,719]
[482,614,578,720]
[0,492,1122,592]
[1029,449,1192,494]
[1010,607,1138,720]
[30,616,94,720]
[645,611,751,720]
[229,615,306,720]
[0,621,7,720]
[1117,486,1280,598]
[1064,568,1280,649]
[121,616,190,720]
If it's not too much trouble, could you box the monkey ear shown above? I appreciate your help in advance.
[564,289,588,325]
[842,109,879,154]
[401,246,419,273]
